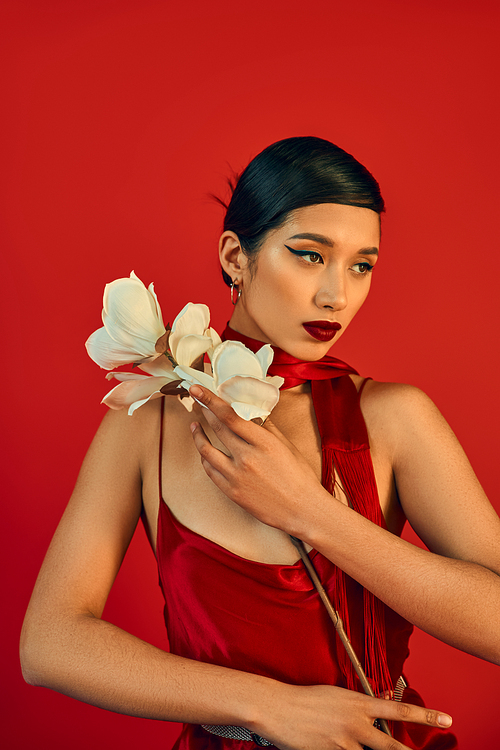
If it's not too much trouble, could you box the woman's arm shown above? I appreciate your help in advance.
[189,383,500,665]
[19,405,259,724]
[21,403,292,728]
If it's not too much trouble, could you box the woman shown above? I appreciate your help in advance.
[20,137,500,749]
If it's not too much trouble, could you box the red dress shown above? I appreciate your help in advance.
[156,378,458,749]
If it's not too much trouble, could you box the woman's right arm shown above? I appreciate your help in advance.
[19,404,264,724]
[20,404,450,749]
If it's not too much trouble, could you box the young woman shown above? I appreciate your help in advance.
[20,137,500,750]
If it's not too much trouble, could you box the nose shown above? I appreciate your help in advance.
[315,271,348,312]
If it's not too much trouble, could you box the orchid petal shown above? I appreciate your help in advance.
[127,391,166,415]
[105,371,150,382]
[101,375,171,411]
[102,273,165,353]
[207,328,222,347]
[217,375,280,417]
[147,281,164,323]
[169,303,210,357]
[212,341,264,386]
[174,334,212,366]
[110,272,164,326]
[138,356,177,378]
[267,375,285,390]
[102,310,163,357]
[206,328,223,363]
[174,365,216,392]
[85,326,142,370]
[179,396,195,412]
[255,344,274,376]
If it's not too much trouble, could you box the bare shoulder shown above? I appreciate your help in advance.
[354,377,500,565]
[63,396,182,525]
[355,376,434,413]
[75,403,147,492]
[91,396,162,451]
[352,377,447,456]
[87,394,191,474]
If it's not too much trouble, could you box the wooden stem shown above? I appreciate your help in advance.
[289,536,392,738]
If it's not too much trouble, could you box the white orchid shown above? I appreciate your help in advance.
[86,272,283,419]
[85,272,221,414]
[85,270,167,370]
[176,340,284,421]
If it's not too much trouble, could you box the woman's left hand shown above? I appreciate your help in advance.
[189,384,328,536]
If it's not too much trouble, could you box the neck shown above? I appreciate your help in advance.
[227,307,272,346]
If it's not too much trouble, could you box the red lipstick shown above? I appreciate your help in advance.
[303,320,342,342]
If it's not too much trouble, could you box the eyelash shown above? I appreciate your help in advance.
[351,262,374,275]
[285,246,323,264]
[284,245,374,275]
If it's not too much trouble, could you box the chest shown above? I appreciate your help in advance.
[141,388,402,565]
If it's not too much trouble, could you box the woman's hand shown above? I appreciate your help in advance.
[253,683,452,750]
[189,385,328,536]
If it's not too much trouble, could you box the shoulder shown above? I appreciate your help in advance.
[84,395,193,484]
[355,379,499,567]
[91,397,161,455]
[95,393,190,443]
[350,374,435,420]
[72,394,194,519]
[351,376,453,464]
[357,378,434,412]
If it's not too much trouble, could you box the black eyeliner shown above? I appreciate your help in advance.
[285,244,373,273]
[284,244,303,255]
[284,244,321,258]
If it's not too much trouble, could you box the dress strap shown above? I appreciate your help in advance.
[158,396,166,502]
[358,376,372,398]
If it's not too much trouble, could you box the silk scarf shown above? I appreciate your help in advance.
[222,324,393,698]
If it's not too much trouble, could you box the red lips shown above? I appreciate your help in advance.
[302,320,342,342]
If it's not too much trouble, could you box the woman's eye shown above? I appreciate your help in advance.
[303,252,322,264]
[351,262,374,275]
[285,245,323,264]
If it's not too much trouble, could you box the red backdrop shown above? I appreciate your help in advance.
[2,1,499,747]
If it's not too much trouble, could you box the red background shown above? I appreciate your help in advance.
[2,1,499,747]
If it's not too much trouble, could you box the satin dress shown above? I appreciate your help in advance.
[155,379,458,750]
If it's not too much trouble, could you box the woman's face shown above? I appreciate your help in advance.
[226,203,380,360]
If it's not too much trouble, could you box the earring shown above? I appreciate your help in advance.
[230,279,242,306]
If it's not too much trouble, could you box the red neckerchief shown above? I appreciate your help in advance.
[221,323,358,389]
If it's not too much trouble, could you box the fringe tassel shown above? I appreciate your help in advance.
[322,446,394,698]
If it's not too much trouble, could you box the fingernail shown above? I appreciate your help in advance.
[190,385,203,399]
[438,714,452,727]
[190,422,198,433]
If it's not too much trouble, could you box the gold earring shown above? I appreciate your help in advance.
[230,279,242,306]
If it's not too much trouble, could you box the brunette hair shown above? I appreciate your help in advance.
[218,136,384,287]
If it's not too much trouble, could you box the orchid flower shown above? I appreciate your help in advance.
[85,272,220,414]
[86,271,167,370]
[176,340,284,421]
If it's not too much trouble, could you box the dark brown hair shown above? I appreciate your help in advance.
[218,136,384,286]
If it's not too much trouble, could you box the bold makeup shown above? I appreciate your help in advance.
[302,320,342,342]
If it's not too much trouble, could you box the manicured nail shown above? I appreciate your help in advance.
[190,385,203,399]
[438,714,452,727]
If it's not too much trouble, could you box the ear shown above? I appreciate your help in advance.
[219,231,249,283]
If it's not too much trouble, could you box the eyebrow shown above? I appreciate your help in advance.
[286,232,379,255]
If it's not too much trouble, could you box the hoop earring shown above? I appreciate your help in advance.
[230,279,242,306]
